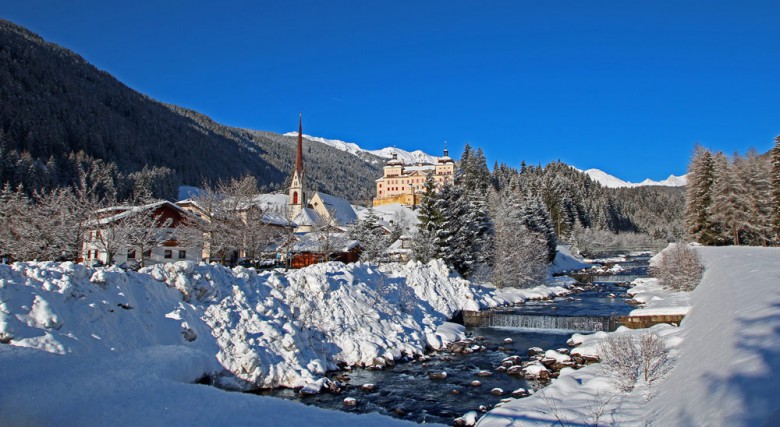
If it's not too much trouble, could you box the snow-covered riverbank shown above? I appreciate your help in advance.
[476,246,780,427]
[0,254,578,425]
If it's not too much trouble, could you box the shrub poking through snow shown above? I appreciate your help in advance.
[651,243,704,292]
[598,331,670,394]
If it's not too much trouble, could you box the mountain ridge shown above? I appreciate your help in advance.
[286,132,688,188]
[0,18,380,203]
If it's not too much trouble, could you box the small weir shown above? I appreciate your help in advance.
[473,312,623,332]
[569,273,646,283]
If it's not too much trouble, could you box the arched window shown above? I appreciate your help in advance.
[293,191,298,205]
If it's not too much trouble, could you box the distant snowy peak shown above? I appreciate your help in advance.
[368,147,438,165]
[583,169,687,188]
[285,132,439,165]
[639,174,688,187]
[283,132,365,157]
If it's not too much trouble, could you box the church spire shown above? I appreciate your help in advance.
[289,114,305,218]
[295,113,304,174]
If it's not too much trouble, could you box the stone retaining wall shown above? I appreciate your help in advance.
[618,314,685,329]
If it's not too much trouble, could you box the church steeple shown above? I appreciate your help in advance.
[289,114,305,218]
[295,114,304,175]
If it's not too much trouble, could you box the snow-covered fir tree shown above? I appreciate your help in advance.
[518,193,558,262]
[685,143,777,246]
[492,195,548,288]
[709,152,750,245]
[412,174,442,263]
[685,146,719,244]
[348,208,388,263]
[772,135,780,241]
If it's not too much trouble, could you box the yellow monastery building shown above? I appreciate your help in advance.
[373,148,455,208]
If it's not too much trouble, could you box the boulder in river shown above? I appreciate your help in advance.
[454,411,478,427]
[428,371,448,380]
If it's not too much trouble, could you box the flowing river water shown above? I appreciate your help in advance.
[257,254,651,425]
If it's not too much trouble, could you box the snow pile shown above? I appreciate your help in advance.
[145,259,485,388]
[477,246,780,427]
[1,258,540,391]
[0,256,577,425]
[0,261,215,357]
[550,244,592,274]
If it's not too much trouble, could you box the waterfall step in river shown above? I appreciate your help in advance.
[487,312,623,332]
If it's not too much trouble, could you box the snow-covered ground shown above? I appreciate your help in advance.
[476,246,780,427]
[0,254,580,425]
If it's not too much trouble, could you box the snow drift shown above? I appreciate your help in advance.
[0,258,557,391]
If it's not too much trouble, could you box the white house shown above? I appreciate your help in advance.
[82,201,201,266]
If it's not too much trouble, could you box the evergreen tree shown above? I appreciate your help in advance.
[709,153,749,245]
[735,150,773,246]
[416,174,442,233]
[412,174,442,263]
[519,194,558,262]
[685,146,719,244]
[349,208,389,263]
[492,195,548,288]
[459,145,491,193]
[772,135,780,242]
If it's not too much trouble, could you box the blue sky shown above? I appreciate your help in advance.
[2,1,779,182]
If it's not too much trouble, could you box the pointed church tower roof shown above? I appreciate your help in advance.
[295,114,304,175]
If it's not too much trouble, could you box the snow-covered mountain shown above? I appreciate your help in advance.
[286,132,686,188]
[285,132,438,165]
[582,168,687,188]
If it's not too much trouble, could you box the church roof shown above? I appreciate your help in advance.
[313,192,358,225]
[292,208,323,227]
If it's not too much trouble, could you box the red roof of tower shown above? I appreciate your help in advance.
[295,114,304,175]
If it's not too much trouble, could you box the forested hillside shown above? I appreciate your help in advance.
[0,19,380,202]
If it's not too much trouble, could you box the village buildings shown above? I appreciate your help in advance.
[81,201,201,266]
[372,148,455,208]
[81,116,435,269]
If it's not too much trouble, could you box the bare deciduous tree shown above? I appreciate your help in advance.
[651,243,704,292]
[598,331,671,396]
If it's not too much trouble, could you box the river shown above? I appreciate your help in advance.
[257,253,650,425]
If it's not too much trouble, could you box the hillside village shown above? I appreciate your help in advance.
[79,115,448,271]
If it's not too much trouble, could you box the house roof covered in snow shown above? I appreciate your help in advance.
[91,201,195,226]
[290,232,360,253]
[293,208,323,227]
[311,192,357,226]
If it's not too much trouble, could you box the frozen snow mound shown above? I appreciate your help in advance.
[551,244,593,274]
[0,259,489,390]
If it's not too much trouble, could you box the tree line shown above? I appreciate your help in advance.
[406,144,685,288]
[684,136,780,246]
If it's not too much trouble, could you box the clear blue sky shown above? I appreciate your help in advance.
[2,1,779,182]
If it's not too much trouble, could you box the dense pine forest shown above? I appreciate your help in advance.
[685,138,780,246]
[0,19,382,203]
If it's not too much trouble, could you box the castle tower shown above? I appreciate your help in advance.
[289,114,305,218]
